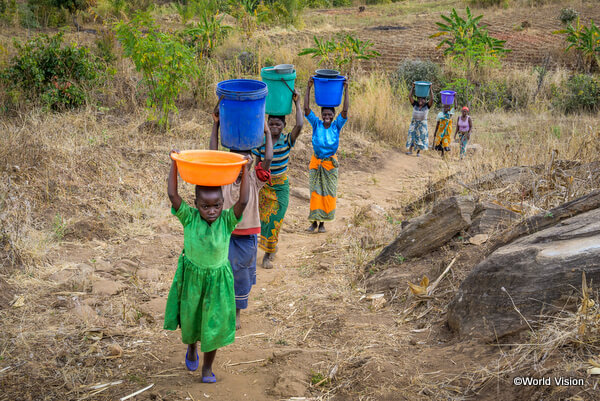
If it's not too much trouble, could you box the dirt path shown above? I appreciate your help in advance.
[10,149,449,400]
[143,151,444,400]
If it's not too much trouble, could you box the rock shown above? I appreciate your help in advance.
[290,187,310,201]
[366,267,410,293]
[138,268,161,281]
[92,279,124,296]
[113,259,138,276]
[468,234,489,245]
[448,207,600,340]
[143,298,167,318]
[270,369,308,397]
[468,201,520,235]
[49,263,94,291]
[74,303,102,325]
[372,196,476,265]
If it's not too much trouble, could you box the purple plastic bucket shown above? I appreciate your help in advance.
[440,90,456,105]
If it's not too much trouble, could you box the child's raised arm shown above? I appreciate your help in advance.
[341,78,349,119]
[209,112,219,150]
[408,82,415,105]
[233,155,252,219]
[168,150,182,211]
[290,90,304,144]
[304,77,313,117]
[427,86,434,108]
[263,120,273,171]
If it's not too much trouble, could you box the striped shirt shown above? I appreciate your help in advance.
[252,133,294,176]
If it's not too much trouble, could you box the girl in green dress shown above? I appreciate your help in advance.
[165,150,251,383]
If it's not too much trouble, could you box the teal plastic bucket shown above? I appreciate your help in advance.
[216,79,268,151]
[441,90,456,105]
[261,67,296,116]
[414,81,432,98]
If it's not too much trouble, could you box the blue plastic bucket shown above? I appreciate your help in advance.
[216,79,268,151]
[440,90,456,105]
[313,75,345,108]
[414,81,432,98]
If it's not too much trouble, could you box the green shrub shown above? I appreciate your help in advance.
[394,59,443,91]
[115,12,200,130]
[1,32,101,110]
[554,74,600,114]
[558,7,578,25]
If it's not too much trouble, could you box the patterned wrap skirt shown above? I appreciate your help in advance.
[308,154,338,222]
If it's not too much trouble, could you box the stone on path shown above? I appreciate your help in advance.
[372,196,476,265]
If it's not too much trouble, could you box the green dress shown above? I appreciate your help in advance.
[164,200,241,352]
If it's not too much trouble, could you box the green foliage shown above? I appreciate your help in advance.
[94,29,117,63]
[554,17,600,73]
[394,59,443,90]
[179,13,231,59]
[174,0,220,24]
[431,7,510,105]
[115,12,199,130]
[553,74,600,114]
[431,7,510,66]
[298,35,380,73]
[0,32,101,110]
[558,7,578,25]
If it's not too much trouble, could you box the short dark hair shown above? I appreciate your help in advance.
[195,185,223,200]
[268,115,286,125]
[321,107,335,114]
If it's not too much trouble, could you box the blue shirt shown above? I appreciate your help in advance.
[306,110,347,159]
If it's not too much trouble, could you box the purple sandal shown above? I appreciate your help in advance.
[185,349,199,371]
[202,373,217,383]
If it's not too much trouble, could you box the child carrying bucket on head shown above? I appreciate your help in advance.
[252,90,304,269]
[434,102,455,157]
[164,149,251,383]
[455,106,473,159]
[304,76,349,234]
[210,111,273,328]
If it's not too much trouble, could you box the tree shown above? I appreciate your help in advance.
[430,7,510,105]
[554,17,600,73]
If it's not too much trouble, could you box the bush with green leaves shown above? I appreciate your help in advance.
[558,7,578,25]
[394,59,443,91]
[553,74,600,114]
[115,12,199,130]
[179,13,231,59]
[1,32,101,110]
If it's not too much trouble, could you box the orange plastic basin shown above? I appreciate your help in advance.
[171,150,248,186]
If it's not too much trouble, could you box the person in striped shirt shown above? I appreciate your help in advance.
[252,90,304,269]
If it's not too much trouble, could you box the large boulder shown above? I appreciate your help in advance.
[468,201,520,235]
[448,208,600,339]
[372,196,476,265]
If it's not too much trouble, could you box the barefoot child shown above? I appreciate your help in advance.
[304,76,349,233]
[210,112,273,329]
[406,82,434,157]
[164,150,251,383]
[252,90,304,268]
[455,106,473,159]
[434,103,454,157]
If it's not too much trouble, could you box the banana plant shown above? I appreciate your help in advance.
[554,17,600,73]
[298,35,380,74]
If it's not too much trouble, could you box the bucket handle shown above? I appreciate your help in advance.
[213,95,224,116]
[280,78,295,95]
